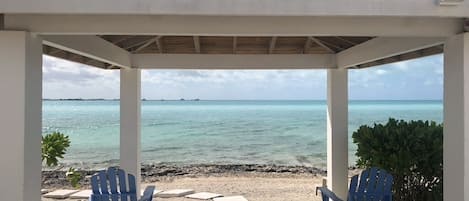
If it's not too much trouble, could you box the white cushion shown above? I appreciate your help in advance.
[41,189,51,194]
[156,189,195,198]
[185,192,223,200]
[43,190,79,199]
[69,190,92,199]
[213,196,249,201]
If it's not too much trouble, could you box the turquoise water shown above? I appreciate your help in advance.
[42,100,443,168]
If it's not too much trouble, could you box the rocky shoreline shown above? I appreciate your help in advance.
[42,164,327,189]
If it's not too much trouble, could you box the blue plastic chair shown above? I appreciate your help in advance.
[317,167,393,201]
[89,167,155,201]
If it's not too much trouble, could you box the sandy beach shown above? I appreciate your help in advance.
[43,175,323,201]
[41,164,331,201]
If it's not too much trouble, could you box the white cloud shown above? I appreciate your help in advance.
[42,54,444,100]
[43,56,120,99]
[140,70,327,99]
[434,67,443,75]
[142,70,325,86]
[349,69,384,88]
[375,69,388,75]
[390,61,410,71]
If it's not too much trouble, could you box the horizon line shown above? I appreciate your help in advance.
[43,98,443,101]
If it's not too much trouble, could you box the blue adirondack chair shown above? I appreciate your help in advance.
[316,167,393,201]
[89,167,155,201]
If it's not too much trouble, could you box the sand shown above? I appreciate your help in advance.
[42,174,325,201]
[39,164,354,201]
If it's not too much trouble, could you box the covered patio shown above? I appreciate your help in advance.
[0,1,468,200]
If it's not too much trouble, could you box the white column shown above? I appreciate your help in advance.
[120,68,142,194]
[0,31,42,201]
[443,33,469,201]
[326,69,348,199]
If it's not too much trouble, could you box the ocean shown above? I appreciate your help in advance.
[42,100,443,169]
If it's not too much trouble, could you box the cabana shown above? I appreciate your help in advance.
[0,1,468,200]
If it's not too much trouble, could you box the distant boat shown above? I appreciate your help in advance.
[180,98,185,101]
[193,99,200,101]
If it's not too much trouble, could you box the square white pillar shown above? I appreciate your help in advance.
[326,69,349,199]
[120,68,142,194]
[0,31,42,201]
[443,33,469,201]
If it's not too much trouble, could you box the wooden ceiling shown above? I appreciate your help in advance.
[99,36,372,54]
[43,35,443,69]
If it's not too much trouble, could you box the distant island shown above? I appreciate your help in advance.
[43,98,202,101]
[43,98,109,101]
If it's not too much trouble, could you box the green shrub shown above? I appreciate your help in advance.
[41,132,71,167]
[352,118,443,201]
[66,167,82,188]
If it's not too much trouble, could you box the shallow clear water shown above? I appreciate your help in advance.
[42,100,442,168]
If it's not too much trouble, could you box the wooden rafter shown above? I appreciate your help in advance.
[233,36,237,53]
[268,36,277,54]
[63,51,71,59]
[335,37,358,46]
[42,45,50,54]
[0,14,4,30]
[311,37,337,53]
[132,54,337,69]
[49,48,63,55]
[465,18,469,32]
[193,36,201,53]
[304,37,313,53]
[318,39,346,51]
[39,34,442,70]
[337,37,443,69]
[76,54,86,63]
[106,64,116,69]
[155,36,164,53]
[112,36,134,45]
[43,35,132,68]
[133,36,160,53]
[123,37,155,50]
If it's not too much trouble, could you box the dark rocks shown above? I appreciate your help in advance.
[42,164,327,189]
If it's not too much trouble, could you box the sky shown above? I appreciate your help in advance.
[43,54,443,100]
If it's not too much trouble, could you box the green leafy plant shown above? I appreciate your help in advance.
[66,167,82,188]
[41,132,82,188]
[352,118,443,201]
[41,132,71,167]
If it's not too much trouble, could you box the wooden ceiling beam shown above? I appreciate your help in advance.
[335,37,358,46]
[268,36,277,54]
[233,36,237,54]
[112,35,134,45]
[337,37,444,69]
[132,54,337,69]
[123,38,155,50]
[465,18,469,32]
[48,47,63,55]
[311,37,336,53]
[304,36,312,53]
[7,15,462,37]
[0,14,4,30]
[193,36,201,53]
[3,0,469,17]
[320,40,345,51]
[42,35,131,69]
[133,36,160,53]
[106,64,116,69]
[155,36,164,53]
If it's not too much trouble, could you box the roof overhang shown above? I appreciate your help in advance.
[1,0,469,17]
[1,2,466,70]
